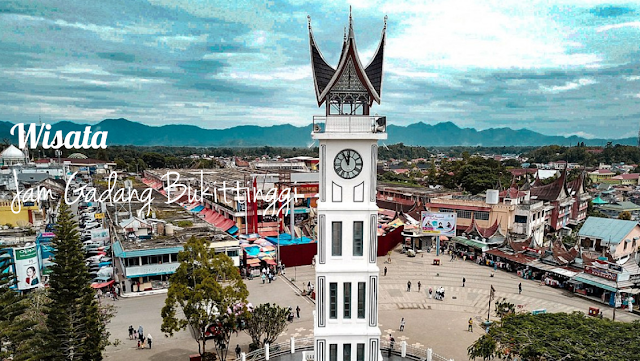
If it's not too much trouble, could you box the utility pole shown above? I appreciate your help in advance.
[488,285,495,321]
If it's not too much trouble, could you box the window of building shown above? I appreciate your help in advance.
[344,282,351,318]
[439,208,454,213]
[357,282,365,319]
[456,210,472,219]
[357,344,365,361]
[126,257,139,267]
[515,215,527,223]
[162,254,170,263]
[475,211,490,220]
[332,222,342,256]
[353,221,363,256]
[227,249,239,258]
[141,256,150,265]
[330,344,337,361]
[343,344,351,361]
[329,283,337,319]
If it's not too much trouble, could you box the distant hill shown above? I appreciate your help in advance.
[0,118,635,147]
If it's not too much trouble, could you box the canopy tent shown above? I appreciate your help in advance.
[91,280,114,289]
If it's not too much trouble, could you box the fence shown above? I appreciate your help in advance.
[241,337,451,361]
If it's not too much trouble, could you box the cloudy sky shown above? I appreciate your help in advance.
[1,0,639,139]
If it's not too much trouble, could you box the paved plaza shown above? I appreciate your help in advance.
[105,248,640,361]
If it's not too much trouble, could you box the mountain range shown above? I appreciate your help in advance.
[0,118,635,147]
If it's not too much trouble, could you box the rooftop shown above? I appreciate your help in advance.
[578,217,640,244]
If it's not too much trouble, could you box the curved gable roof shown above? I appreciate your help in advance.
[308,14,386,106]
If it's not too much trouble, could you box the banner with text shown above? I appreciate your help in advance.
[421,212,457,236]
[13,245,41,290]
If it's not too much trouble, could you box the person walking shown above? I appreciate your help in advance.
[518,282,522,294]
[417,281,421,292]
[399,318,405,331]
[296,305,301,318]
[389,335,395,356]
[147,334,152,349]
[128,325,134,340]
[407,281,411,292]
[428,287,433,299]
[384,266,387,276]
[138,325,144,340]
[235,344,242,358]
[468,318,473,332]
[462,277,466,287]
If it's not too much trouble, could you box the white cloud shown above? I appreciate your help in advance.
[214,65,310,81]
[540,78,598,93]
[380,0,601,70]
[152,34,208,51]
[626,75,640,81]
[597,21,640,32]
[565,131,596,139]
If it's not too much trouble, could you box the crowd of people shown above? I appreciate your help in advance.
[128,325,152,349]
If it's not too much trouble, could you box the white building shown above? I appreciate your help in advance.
[309,13,387,361]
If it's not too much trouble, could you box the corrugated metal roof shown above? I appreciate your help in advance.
[112,241,183,258]
[578,217,639,245]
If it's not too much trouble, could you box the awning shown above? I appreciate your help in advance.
[265,259,277,265]
[246,259,260,266]
[91,280,114,289]
[573,275,617,292]
[619,288,640,295]
[550,268,578,278]
[453,237,489,251]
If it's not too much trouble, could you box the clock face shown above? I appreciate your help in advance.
[333,149,363,179]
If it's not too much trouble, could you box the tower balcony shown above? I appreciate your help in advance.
[313,115,387,134]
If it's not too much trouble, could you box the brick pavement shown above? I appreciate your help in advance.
[105,248,640,361]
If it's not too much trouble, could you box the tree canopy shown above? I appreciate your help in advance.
[244,303,290,350]
[468,312,640,361]
[162,236,249,361]
[45,201,108,360]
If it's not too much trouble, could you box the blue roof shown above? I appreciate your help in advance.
[578,217,639,245]
[112,241,184,258]
[265,234,314,246]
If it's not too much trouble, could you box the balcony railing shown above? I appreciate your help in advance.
[313,115,386,134]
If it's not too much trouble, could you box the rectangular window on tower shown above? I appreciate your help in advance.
[329,282,337,319]
[332,222,342,256]
[353,221,363,256]
[357,282,365,319]
[344,282,351,318]
[343,344,352,361]
[356,344,365,361]
[330,344,337,361]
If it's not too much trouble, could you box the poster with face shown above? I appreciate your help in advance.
[421,212,457,236]
[14,245,41,290]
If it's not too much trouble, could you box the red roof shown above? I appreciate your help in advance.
[486,249,536,264]
[508,168,537,177]
[611,173,639,180]
[463,216,503,239]
[499,186,527,199]
[530,169,568,201]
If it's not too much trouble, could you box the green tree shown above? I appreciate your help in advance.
[244,303,290,350]
[0,250,38,360]
[162,236,249,361]
[618,211,632,220]
[44,202,108,360]
[468,312,640,360]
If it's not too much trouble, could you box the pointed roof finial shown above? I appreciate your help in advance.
[344,26,347,41]
[307,15,311,30]
[384,15,388,30]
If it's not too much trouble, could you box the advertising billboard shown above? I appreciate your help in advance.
[421,212,457,236]
[13,245,41,290]
[91,228,110,242]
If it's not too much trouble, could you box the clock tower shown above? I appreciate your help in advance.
[308,11,387,361]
